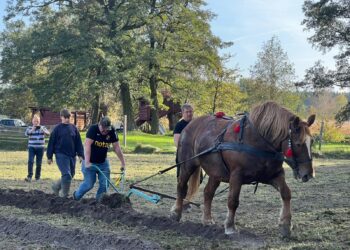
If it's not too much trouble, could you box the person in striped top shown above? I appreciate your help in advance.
[24,114,50,182]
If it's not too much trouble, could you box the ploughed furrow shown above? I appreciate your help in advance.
[0,216,160,250]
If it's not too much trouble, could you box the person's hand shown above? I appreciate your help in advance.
[85,161,91,168]
[31,126,36,132]
[78,156,83,163]
[120,164,126,172]
[47,159,53,165]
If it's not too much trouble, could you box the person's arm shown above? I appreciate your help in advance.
[112,141,126,171]
[74,127,84,161]
[84,138,93,168]
[42,126,50,136]
[25,126,35,136]
[174,133,181,147]
[46,127,57,164]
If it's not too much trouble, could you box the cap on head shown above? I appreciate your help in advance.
[99,116,112,131]
[60,109,71,119]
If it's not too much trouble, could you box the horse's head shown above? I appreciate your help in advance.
[284,114,316,182]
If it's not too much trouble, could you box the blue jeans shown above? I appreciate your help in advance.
[27,147,44,179]
[56,153,76,184]
[74,160,110,200]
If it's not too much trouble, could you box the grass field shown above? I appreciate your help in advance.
[2,127,350,158]
[0,129,175,153]
[0,151,349,249]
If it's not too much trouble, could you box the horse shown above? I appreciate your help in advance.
[170,101,316,237]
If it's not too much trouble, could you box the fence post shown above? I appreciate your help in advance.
[123,115,127,147]
[318,120,324,151]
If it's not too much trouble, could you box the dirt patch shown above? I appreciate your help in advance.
[0,189,265,247]
[0,216,160,249]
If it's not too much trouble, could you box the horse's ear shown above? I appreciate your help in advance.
[291,116,300,129]
[307,114,316,127]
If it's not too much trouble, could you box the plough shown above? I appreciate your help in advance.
[92,163,200,207]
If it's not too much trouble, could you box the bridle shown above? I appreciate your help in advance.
[283,125,313,178]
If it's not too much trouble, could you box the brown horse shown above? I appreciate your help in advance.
[170,101,316,237]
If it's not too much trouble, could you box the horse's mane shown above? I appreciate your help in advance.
[249,101,295,146]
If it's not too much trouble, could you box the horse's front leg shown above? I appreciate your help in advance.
[271,174,292,237]
[224,173,242,234]
[202,176,220,225]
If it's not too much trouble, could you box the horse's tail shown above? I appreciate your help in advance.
[184,166,201,203]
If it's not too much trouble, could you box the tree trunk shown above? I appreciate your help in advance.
[167,112,177,131]
[91,93,100,124]
[120,81,136,131]
[148,0,159,134]
[149,72,159,134]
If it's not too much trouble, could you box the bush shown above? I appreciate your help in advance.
[323,123,346,143]
[133,144,160,154]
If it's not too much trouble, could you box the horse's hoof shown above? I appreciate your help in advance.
[202,218,215,225]
[169,211,181,222]
[279,224,291,238]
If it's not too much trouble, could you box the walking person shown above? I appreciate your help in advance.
[73,116,126,201]
[47,109,84,198]
[24,114,50,182]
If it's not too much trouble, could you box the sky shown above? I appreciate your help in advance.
[0,1,337,80]
[205,0,336,80]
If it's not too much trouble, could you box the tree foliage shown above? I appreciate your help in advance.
[1,0,234,133]
[249,36,296,101]
[302,0,350,122]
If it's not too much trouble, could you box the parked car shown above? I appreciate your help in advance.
[0,119,27,127]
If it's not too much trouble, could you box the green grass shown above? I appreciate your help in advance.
[2,128,350,158]
[312,142,350,159]
[0,130,176,154]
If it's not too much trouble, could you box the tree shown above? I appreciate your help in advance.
[250,36,296,101]
[302,0,350,122]
[1,1,145,128]
[138,0,229,133]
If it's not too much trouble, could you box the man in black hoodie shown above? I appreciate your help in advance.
[47,109,84,198]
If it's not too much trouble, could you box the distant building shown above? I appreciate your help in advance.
[29,107,90,131]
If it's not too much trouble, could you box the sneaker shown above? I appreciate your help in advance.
[72,191,79,201]
[24,177,32,182]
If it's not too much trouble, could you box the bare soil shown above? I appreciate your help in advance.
[0,189,265,248]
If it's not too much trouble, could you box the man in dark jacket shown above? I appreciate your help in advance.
[47,109,84,198]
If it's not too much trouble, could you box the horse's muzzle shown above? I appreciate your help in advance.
[301,174,313,182]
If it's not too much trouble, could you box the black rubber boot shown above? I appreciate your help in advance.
[61,181,71,198]
[51,179,61,196]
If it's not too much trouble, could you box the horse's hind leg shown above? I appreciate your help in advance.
[170,162,198,222]
[202,176,220,225]
[271,174,292,237]
[225,172,242,234]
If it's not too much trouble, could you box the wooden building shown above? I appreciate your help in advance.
[29,107,90,131]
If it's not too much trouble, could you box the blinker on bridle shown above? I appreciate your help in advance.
[283,124,313,178]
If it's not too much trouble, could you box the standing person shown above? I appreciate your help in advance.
[24,114,50,182]
[174,103,195,178]
[73,116,126,201]
[173,104,202,211]
[47,109,84,198]
[173,104,194,148]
